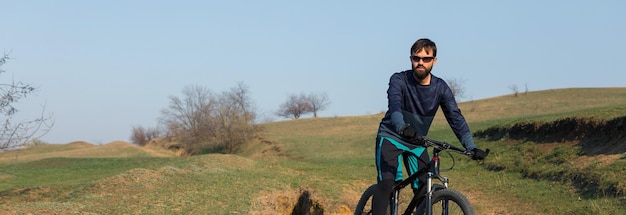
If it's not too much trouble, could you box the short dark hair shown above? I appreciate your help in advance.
[410,38,437,57]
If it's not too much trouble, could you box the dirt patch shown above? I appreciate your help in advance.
[250,187,355,215]
[251,188,323,215]
[291,190,324,215]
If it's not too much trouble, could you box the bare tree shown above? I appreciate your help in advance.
[159,85,218,150]
[446,78,466,100]
[0,53,54,152]
[157,83,258,154]
[509,84,519,97]
[276,93,312,119]
[306,92,330,118]
[214,82,258,153]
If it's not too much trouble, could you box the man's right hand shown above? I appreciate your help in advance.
[399,124,417,140]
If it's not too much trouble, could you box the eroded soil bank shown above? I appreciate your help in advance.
[475,115,626,155]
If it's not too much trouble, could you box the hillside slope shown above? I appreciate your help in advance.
[0,141,174,164]
[0,87,625,214]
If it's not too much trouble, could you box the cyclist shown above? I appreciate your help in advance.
[372,38,487,215]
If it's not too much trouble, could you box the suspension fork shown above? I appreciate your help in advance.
[425,148,447,215]
[392,188,399,215]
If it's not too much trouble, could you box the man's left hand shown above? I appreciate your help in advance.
[471,148,487,160]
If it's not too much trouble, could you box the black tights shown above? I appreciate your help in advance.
[373,138,429,215]
[372,179,424,215]
[372,179,395,215]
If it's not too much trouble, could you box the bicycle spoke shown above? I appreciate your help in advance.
[432,199,465,215]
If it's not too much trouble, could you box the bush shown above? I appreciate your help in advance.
[130,126,162,146]
[158,83,258,154]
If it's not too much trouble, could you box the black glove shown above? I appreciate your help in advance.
[471,148,487,160]
[399,124,417,140]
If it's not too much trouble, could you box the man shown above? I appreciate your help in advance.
[372,38,487,214]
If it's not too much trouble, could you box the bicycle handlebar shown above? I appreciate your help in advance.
[414,136,490,159]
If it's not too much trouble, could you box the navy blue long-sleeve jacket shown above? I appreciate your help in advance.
[377,70,477,150]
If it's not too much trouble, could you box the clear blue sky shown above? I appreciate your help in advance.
[2,1,625,144]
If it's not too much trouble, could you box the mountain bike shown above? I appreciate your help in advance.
[354,136,489,215]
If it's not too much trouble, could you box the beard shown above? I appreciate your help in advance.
[412,65,431,80]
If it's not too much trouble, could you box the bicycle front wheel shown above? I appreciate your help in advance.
[414,189,474,215]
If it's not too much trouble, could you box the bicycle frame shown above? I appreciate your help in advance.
[390,144,457,215]
[355,136,487,215]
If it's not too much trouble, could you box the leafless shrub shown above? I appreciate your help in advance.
[130,126,162,146]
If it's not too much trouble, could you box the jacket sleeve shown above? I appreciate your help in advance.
[387,74,406,133]
[439,83,477,150]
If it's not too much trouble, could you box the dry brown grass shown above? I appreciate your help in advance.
[0,141,175,164]
[437,87,626,127]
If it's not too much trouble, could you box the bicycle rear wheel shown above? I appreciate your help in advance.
[355,184,396,215]
[414,189,474,215]
[354,184,377,215]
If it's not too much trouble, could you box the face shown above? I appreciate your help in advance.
[410,49,437,80]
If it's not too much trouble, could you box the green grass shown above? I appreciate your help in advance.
[474,138,626,214]
[0,157,179,191]
[0,88,625,214]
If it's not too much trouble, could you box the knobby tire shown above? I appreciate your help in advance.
[414,189,474,215]
[354,184,378,215]
[355,185,474,215]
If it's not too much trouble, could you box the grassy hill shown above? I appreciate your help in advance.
[0,87,625,214]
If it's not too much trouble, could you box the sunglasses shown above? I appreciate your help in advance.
[410,56,435,63]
